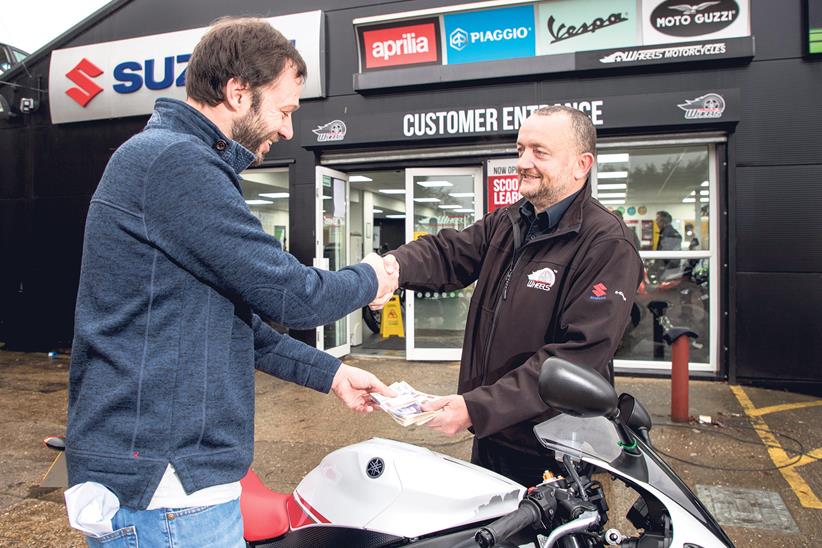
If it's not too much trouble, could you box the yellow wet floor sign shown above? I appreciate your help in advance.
[380,295,404,338]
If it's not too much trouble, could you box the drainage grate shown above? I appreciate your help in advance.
[696,485,799,533]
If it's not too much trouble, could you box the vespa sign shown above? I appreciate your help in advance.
[49,11,324,124]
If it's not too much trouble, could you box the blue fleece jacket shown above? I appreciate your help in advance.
[66,98,378,510]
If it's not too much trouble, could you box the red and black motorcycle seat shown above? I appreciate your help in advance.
[240,469,291,542]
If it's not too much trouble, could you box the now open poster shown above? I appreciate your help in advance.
[487,158,521,212]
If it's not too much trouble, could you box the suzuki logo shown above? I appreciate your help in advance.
[449,28,468,51]
[65,58,103,107]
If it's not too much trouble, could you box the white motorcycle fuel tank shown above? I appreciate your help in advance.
[293,438,526,538]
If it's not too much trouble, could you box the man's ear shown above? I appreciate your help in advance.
[224,77,249,112]
[575,152,595,181]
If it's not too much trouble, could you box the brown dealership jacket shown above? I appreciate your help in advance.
[390,183,643,455]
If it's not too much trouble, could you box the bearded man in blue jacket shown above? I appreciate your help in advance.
[66,17,397,547]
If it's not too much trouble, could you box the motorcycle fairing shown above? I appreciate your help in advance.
[534,414,734,547]
[293,438,526,538]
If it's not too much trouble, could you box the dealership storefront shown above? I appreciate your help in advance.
[2,0,821,390]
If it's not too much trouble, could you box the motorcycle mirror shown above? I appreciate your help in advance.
[538,357,618,419]
[617,394,653,434]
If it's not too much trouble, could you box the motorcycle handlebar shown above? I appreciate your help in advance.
[474,499,543,548]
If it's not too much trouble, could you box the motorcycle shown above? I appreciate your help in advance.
[44,358,733,547]
[238,358,734,548]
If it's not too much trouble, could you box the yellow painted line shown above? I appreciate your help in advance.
[730,385,822,509]
[749,399,822,417]
[781,447,822,470]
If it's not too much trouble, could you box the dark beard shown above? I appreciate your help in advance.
[231,111,269,166]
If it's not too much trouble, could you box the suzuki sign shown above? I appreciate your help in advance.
[49,11,324,125]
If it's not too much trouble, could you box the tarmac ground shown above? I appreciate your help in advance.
[0,350,820,547]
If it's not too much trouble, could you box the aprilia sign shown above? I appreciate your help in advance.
[358,18,441,71]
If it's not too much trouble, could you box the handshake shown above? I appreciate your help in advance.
[361,253,400,310]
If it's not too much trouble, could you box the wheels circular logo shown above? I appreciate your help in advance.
[366,457,385,478]
[312,119,347,142]
[678,93,726,119]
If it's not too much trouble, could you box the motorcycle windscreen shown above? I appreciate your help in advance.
[534,415,623,463]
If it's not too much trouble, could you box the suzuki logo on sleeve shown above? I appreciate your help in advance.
[65,58,104,107]
[590,282,608,300]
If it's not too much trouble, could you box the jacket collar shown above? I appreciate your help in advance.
[145,98,257,175]
[506,180,592,239]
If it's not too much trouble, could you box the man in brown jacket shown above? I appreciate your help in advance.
[384,105,643,486]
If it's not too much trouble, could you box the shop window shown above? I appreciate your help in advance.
[240,168,290,251]
[594,144,716,369]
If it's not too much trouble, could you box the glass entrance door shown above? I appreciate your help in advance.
[315,166,350,358]
[404,167,483,361]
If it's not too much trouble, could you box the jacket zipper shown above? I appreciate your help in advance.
[480,232,523,384]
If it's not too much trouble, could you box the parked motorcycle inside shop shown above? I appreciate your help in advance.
[43,358,733,547]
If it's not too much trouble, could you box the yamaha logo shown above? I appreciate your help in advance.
[366,457,385,478]
[650,0,740,37]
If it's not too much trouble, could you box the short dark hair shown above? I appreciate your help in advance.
[656,211,673,223]
[534,105,596,156]
[186,17,307,107]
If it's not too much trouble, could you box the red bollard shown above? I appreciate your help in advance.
[663,327,697,423]
[671,335,690,422]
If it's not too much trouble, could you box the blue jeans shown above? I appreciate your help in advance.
[85,498,245,547]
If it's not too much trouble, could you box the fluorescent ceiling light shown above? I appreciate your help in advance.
[700,197,709,203]
[386,214,406,219]
[417,180,453,188]
[449,192,475,198]
[379,189,406,194]
[322,196,331,200]
[598,192,626,198]
[597,171,628,179]
[690,190,696,196]
[682,197,696,203]
[700,189,709,196]
[599,199,625,205]
[413,197,441,203]
[245,199,273,205]
[438,204,462,209]
[454,208,474,213]
[258,192,289,199]
[597,183,627,190]
[349,175,373,182]
[701,180,710,187]
[598,153,629,163]
[372,209,383,213]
